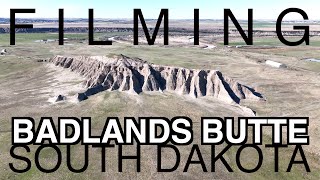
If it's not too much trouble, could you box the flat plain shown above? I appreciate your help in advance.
[0,20,319,179]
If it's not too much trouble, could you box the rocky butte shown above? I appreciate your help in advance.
[49,55,264,108]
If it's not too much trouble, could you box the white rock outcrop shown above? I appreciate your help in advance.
[265,60,287,68]
[49,55,264,104]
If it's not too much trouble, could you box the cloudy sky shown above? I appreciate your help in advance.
[0,0,319,20]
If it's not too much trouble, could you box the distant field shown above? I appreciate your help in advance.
[0,32,132,45]
[218,36,320,47]
[2,33,320,47]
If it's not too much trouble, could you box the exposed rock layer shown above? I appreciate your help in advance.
[49,55,264,104]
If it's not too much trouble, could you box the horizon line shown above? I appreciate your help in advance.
[1,17,319,21]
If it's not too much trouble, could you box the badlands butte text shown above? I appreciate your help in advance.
[10,117,310,173]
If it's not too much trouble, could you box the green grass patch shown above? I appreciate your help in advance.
[0,32,132,45]
[219,37,320,47]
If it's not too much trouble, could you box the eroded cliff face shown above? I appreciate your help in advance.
[49,55,264,104]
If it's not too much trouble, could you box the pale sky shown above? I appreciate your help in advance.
[0,0,319,20]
